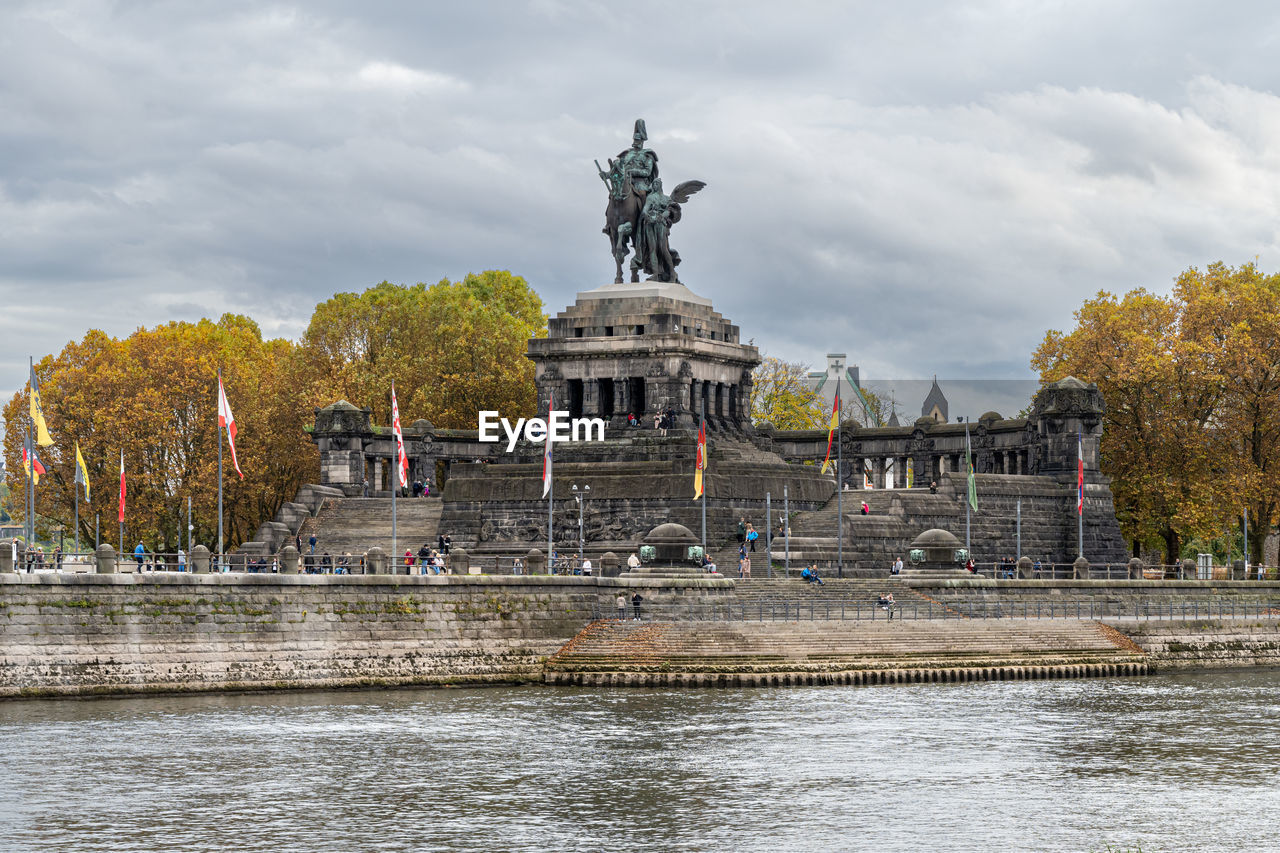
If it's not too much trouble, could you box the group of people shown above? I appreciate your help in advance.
[406,544,448,574]
[360,477,435,498]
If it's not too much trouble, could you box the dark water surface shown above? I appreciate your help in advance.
[2,670,1278,852]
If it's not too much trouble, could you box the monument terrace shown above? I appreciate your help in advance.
[241,119,1127,572]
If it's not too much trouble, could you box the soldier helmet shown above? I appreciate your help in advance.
[633,119,648,143]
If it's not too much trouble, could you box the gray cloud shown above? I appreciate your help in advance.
[4,1,1280,426]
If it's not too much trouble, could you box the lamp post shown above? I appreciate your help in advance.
[571,484,590,566]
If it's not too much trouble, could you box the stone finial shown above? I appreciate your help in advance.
[600,551,620,576]
[280,545,300,574]
[365,546,387,575]
[1231,559,1246,580]
[526,548,546,574]
[1016,556,1033,579]
[1128,557,1145,580]
[448,547,470,575]
[95,543,118,575]
[0,540,15,573]
[1181,558,1197,580]
[1072,556,1090,579]
[190,545,211,574]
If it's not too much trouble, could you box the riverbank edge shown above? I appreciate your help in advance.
[3,574,1278,699]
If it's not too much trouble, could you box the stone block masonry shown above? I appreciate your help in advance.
[0,573,731,698]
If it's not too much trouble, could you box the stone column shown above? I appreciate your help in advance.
[0,541,14,573]
[190,545,211,574]
[95,543,117,574]
[280,545,300,574]
[448,547,470,575]
[374,458,385,493]
[1128,558,1145,580]
[365,546,387,574]
[526,548,546,574]
[897,457,909,488]
[1073,556,1090,579]
[872,458,886,490]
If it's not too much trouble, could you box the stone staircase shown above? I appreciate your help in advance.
[295,497,443,559]
[546,618,1146,677]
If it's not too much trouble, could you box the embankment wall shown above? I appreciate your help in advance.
[0,573,729,698]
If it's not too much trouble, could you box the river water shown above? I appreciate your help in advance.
[2,670,1278,852]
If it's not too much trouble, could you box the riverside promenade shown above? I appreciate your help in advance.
[2,569,1278,698]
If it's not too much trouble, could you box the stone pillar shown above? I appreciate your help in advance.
[0,541,14,573]
[95,543,117,574]
[600,551,619,576]
[448,547,470,575]
[365,546,387,574]
[1128,558,1145,580]
[280,545,300,574]
[190,545,211,574]
[526,548,546,574]
[1017,556,1033,579]
[1181,558,1197,580]
[1073,556,1090,579]
[1232,559,1246,580]
[374,458,384,493]
[872,458,886,490]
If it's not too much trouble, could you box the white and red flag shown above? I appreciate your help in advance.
[118,450,126,523]
[391,383,408,489]
[541,392,554,498]
[1077,430,1084,515]
[217,372,243,480]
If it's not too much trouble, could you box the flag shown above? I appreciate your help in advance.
[390,382,408,489]
[693,419,707,499]
[29,364,53,447]
[863,459,872,490]
[118,450,126,523]
[217,373,243,480]
[1077,430,1084,515]
[819,393,839,475]
[906,458,914,489]
[75,442,91,503]
[541,392,554,498]
[965,423,978,510]
[23,445,46,485]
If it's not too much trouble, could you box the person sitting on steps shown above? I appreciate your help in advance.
[801,565,824,585]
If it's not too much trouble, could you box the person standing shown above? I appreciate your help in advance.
[860,500,870,515]
[892,557,903,575]
[405,548,414,573]
[737,517,746,545]
[746,524,758,552]
[616,593,627,620]
[627,552,641,570]
[631,592,644,620]
[177,548,187,572]
[308,533,317,555]
[362,477,370,497]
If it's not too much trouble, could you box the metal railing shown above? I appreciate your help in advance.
[591,598,1280,623]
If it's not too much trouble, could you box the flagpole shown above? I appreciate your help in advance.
[27,357,35,548]
[836,397,843,579]
[75,479,80,554]
[1077,430,1084,559]
[23,424,32,547]
[217,368,224,566]
[700,396,707,559]
[965,419,972,556]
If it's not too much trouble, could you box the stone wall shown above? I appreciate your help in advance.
[0,573,731,698]
[1106,619,1280,670]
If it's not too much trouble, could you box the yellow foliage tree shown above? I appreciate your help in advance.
[2,316,317,552]
[1034,262,1280,563]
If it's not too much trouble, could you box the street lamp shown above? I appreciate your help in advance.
[571,484,590,564]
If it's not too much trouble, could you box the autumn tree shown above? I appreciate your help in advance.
[295,270,546,427]
[2,316,317,552]
[1033,262,1280,563]
[750,357,826,429]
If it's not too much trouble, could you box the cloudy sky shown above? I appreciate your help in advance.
[4,1,1280,423]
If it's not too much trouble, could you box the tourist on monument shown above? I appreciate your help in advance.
[891,557,902,576]
[631,591,644,620]
[746,524,758,552]
[702,553,718,573]
[929,480,938,494]
[627,551,641,570]
[418,543,431,564]
[177,548,186,572]
[133,542,145,572]
[581,556,593,576]
[738,518,746,544]
[627,412,639,427]
[438,533,451,555]
[965,557,976,573]
[616,594,627,619]
[362,477,369,497]
[513,557,523,575]
[308,533,317,555]
[405,549,414,572]
[886,592,895,620]
[412,480,422,498]
[802,565,824,586]
[860,500,870,516]
[424,480,431,498]
[654,412,664,435]
[738,552,751,578]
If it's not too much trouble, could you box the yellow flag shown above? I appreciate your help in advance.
[693,421,707,498]
[76,442,91,503]
[30,366,53,447]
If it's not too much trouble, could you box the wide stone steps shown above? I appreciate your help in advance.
[547,619,1143,676]
[295,498,443,557]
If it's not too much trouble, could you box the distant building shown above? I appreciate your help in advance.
[921,376,948,423]
[806,353,877,425]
